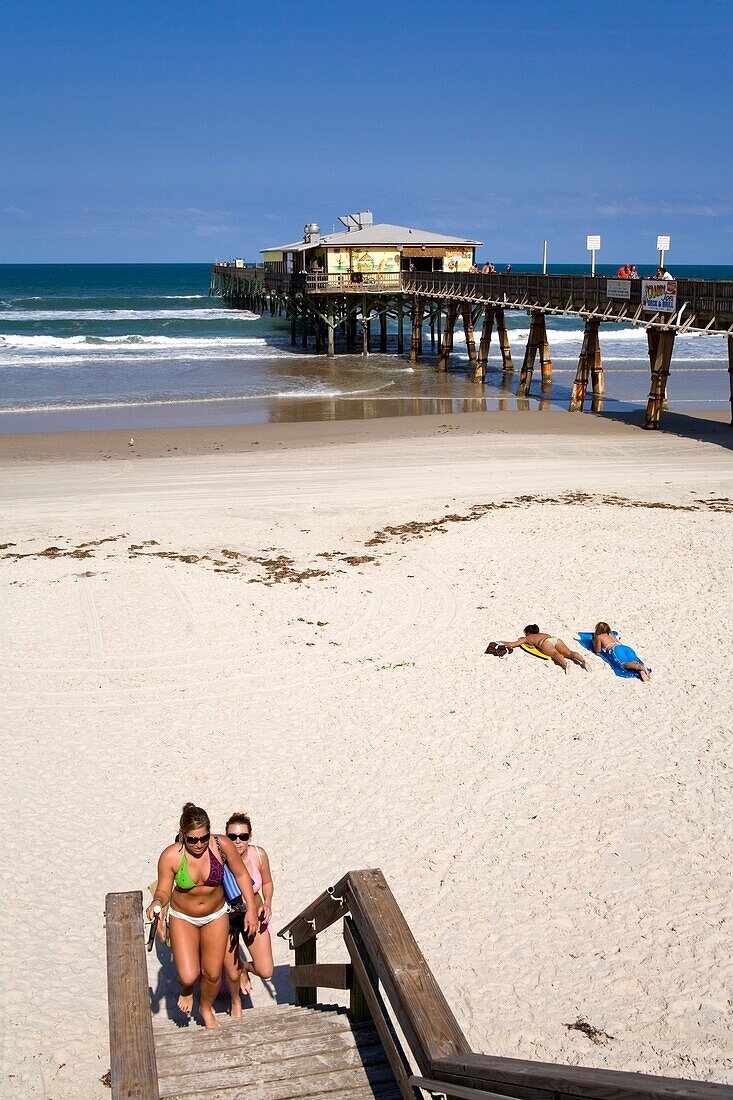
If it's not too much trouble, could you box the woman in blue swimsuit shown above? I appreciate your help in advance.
[593,622,651,681]
[147,803,258,1029]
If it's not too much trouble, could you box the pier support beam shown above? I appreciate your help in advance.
[409,297,425,363]
[643,328,675,429]
[474,307,495,383]
[361,296,370,357]
[397,301,405,356]
[326,302,335,358]
[517,311,551,396]
[495,308,514,375]
[461,303,477,367]
[437,301,458,371]
[379,303,388,353]
[569,318,602,411]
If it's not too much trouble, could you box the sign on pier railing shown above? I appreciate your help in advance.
[606,278,631,300]
[641,279,677,313]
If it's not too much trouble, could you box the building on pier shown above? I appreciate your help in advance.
[262,211,482,277]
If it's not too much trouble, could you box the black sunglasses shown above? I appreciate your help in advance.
[227,832,250,841]
[184,832,210,845]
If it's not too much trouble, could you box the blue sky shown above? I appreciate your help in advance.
[2,0,731,263]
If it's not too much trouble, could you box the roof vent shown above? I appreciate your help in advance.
[338,210,374,232]
[303,223,320,243]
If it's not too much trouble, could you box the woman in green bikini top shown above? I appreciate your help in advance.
[147,802,259,1030]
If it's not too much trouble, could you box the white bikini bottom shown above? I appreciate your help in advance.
[169,901,229,927]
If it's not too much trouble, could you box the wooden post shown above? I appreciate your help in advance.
[643,328,675,429]
[729,335,733,425]
[429,309,435,350]
[347,920,377,1023]
[294,937,317,1007]
[495,307,514,374]
[397,300,404,355]
[409,296,425,363]
[537,312,552,391]
[461,303,477,366]
[590,322,605,398]
[379,302,388,352]
[362,296,370,356]
[475,306,495,383]
[517,312,541,396]
[105,892,160,1100]
[569,318,600,412]
[326,302,335,358]
[301,301,308,350]
[436,306,442,352]
[437,301,458,372]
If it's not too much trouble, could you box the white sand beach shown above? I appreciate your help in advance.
[1,411,732,1097]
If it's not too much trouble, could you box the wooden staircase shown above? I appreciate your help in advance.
[152,1005,400,1100]
[106,875,733,1100]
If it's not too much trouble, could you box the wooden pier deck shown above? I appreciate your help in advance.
[210,265,733,429]
[106,875,733,1100]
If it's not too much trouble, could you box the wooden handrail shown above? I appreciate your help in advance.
[105,891,159,1100]
[277,883,348,948]
[432,1053,733,1100]
[342,869,470,1073]
[410,1075,513,1100]
[279,872,733,1100]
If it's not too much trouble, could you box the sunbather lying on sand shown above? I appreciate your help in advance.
[593,622,651,681]
[503,625,589,673]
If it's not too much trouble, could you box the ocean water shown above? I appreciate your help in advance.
[0,263,730,433]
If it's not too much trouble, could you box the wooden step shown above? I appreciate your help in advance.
[154,1003,398,1100]
[153,1009,366,1052]
[160,1062,398,1100]
[157,1032,384,1078]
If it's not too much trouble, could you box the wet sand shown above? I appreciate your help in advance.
[0,405,730,463]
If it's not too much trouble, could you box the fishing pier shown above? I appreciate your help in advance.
[210,216,733,429]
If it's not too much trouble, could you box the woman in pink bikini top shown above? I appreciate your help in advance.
[221,811,275,1016]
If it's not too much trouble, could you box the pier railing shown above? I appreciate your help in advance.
[279,869,732,1100]
[211,265,733,332]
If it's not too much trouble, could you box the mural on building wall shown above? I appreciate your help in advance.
[327,250,350,274]
[327,248,401,274]
[444,249,474,272]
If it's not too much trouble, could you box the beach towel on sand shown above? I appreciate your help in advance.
[576,631,651,679]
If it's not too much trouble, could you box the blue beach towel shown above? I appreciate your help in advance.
[576,632,651,680]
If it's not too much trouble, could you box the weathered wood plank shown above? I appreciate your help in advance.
[157,1033,385,1079]
[411,1075,513,1100]
[291,963,353,990]
[153,1010,369,1050]
[431,1055,733,1100]
[158,1054,395,1098]
[279,887,349,949]
[162,1082,400,1100]
[343,869,470,1074]
[105,891,160,1100]
[344,917,419,1100]
[295,937,318,1007]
